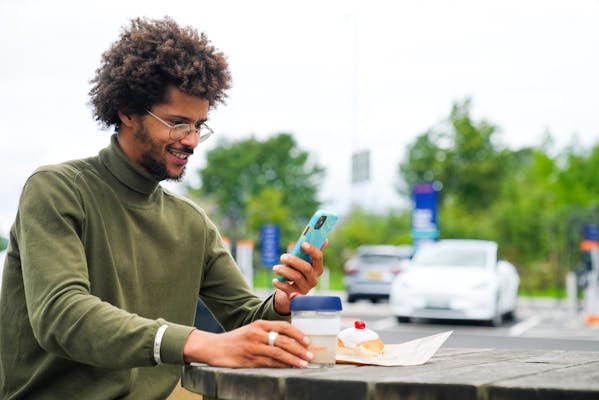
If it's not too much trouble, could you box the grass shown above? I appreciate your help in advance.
[253,267,345,291]
[519,287,567,298]
[254,268,575,299]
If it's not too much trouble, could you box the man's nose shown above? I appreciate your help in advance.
[179,129,199,149]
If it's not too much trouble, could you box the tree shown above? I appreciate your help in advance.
[399,98,507,211]
[490,148,559,263]
[247,187,296,247]
[397,129,444,197]
[324,208,412,275]
[185,133,325,241]
[556,144,599,208]
[398,98,599,293]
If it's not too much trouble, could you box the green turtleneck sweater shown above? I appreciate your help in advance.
[0,135,285,399]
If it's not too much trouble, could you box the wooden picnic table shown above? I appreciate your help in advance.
[181,347,599,399]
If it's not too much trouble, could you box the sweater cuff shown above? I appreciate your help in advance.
[266,292,291,321]
[158,322,196,365]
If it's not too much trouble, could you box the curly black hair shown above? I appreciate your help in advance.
[89,16,232,130]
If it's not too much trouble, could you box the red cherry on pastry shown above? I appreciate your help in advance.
[354,320,366,329]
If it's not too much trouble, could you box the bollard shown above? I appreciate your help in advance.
[566,271,577,315]
[585,247,599,324]
[236,240,254,289]
[319,267,330,291]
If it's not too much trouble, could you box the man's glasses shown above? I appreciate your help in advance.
[146,110,214,143]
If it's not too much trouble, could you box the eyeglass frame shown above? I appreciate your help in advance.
[145,109,214,143]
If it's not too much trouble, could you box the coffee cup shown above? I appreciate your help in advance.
[290,295,342,368]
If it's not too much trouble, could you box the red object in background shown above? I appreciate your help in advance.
[391,264,403,275]
[581,240,599,251]
[344,263,359,275]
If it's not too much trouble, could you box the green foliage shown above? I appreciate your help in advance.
[399,98,599,293]
[489,149,559,264]
[324,209,412,275]
[400,98,507,211]
[253,267,346,290]
[185,133,324,241]
[0,235,7,251]
[437,204,495,242]
[397,130,444,196]
[179,99,599,296]
[247,187,296,246]
[556,145,599,207]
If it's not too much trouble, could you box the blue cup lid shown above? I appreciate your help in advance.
[289,295,343,311]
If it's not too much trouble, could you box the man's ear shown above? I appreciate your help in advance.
[118,111,136,128]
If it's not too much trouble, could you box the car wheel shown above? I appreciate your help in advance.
[397,316,411,323]
[488,296,502,326]
[504,309,516,321]
[347,295,357,303]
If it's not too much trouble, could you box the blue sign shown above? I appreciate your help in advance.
[411,182,439,247]
[260,224,280,267]
[584,224,599,241]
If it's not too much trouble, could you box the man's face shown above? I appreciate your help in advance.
[118,87,210,181]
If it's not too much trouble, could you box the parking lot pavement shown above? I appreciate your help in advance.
[253,288,391,320]
[514,296,599,340]
[252,288,599,340]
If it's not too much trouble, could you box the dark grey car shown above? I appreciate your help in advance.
[343,245,413,303]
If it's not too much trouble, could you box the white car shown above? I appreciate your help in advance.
[390,239,519,326]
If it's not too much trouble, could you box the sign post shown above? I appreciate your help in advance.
[411,182,440,249]
[260,224,280,287]
[260,223,280,265]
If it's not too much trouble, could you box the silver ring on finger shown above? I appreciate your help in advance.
[268,330,279,346]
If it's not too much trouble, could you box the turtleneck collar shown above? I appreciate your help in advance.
[99,134,161,196]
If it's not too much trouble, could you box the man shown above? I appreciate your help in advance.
[0,17,324,399]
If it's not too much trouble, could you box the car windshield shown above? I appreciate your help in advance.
[413,245,487,268]
[359,254,402,264]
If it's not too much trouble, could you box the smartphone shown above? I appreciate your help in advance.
[276,209,339,281]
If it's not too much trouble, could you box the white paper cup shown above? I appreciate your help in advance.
[290,296,342,368]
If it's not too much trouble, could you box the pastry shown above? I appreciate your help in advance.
[337,320,384,357]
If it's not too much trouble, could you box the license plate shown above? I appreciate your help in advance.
[427,299,449,309]
[366,271,383,280]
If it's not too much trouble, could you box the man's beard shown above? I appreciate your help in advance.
[135,125,186,182]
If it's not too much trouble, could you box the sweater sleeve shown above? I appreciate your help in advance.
[16,169,192,368]
[196,214,289,332]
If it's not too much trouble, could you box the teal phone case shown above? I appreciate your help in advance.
[277,210,338,281]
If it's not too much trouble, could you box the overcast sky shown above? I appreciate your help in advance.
[1,0,598,234]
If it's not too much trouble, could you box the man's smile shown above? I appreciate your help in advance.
[167,145,194,162]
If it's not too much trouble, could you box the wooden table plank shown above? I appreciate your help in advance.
[182,349,599,400]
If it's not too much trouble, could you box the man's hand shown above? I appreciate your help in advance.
[271,240,328,314]
[183,320,313,368]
